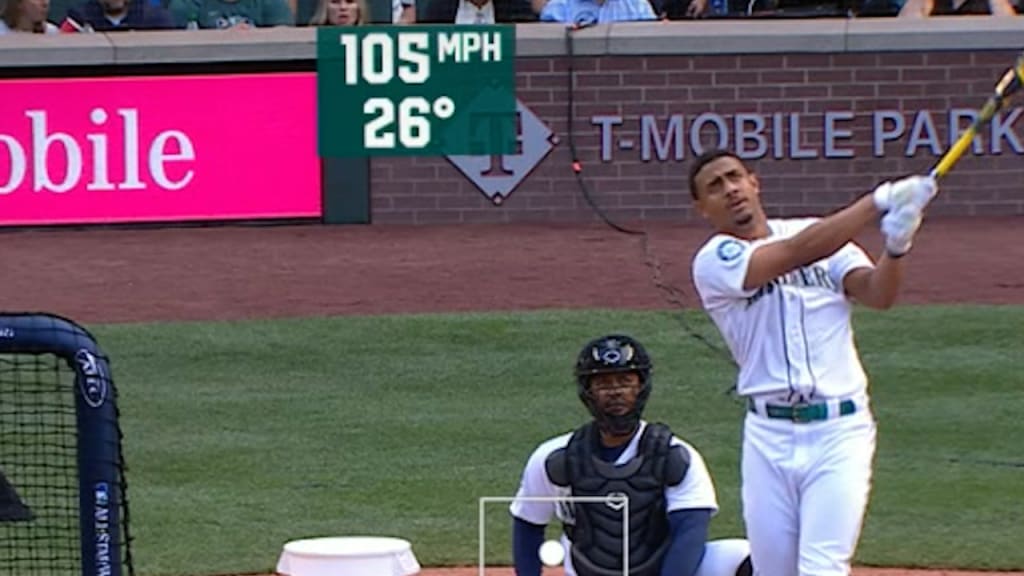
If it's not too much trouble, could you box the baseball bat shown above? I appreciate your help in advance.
[929,53,1024,180]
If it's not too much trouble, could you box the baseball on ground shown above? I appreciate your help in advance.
[538,539,565,567]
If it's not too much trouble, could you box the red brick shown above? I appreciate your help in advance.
[785,54,833,69]
[881,83,924,97]
[600,58,646,71]
[597,88,648,103]
[714,71,763,85]
[371,212,414,225]
[900,97,951,110]
[738,54,785,69]
[925,52,972,67]
[693,56,739,70]
[623,72,668,86]
[879,53,925,67]
[371,197,393,211]
[808,70,854,84]
[783,85,829,99]
[972,51,1021,66]
[830,54,878,68]
[831,84,876,98]
[551,58,597,73]
[392,196,439,210]
[618,193,670,207]
[530,74,568,88]
[855,68,900,83]
[752,86,784,99]
[643,87,692,102]
[854,99,901,112]
[646,56,696,71]
[518,59,553,73]
[691,86,738,101]
[517,89,554,103]
[577,73,624,87]
[901,68,948,83]
[437,195,490,209]
[760,70,806,84]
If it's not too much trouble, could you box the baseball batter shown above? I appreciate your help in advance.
[510,334,753,576]
[688,149,937,576]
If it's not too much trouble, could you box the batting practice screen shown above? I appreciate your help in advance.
[0,313,132,576]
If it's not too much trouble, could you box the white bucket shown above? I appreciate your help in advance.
[276,536,421,576]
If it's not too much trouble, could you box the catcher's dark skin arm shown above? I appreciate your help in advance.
[743,194,879,291]
[843,253,904,310]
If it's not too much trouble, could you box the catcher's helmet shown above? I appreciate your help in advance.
[574,334,653,435]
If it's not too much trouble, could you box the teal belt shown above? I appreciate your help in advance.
[749,399,856,423]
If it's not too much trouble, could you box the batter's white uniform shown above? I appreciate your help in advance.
[510,420,751,576]
[692,218,879,576]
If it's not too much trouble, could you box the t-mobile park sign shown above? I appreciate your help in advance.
[592,108,1023,161]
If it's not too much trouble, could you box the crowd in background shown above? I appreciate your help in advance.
[0,0,1019,39]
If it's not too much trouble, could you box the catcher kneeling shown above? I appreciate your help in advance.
[510,334,751,576]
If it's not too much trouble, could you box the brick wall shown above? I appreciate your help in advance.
[371,50,1024,225]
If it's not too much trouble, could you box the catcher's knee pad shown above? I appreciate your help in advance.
[695,538,752,576]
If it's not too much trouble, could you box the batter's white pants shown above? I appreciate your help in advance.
[741,407,877,576]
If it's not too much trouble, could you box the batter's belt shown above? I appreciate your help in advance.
[747,398,857,423]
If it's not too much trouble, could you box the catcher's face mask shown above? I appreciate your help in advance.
[574,335,653,436]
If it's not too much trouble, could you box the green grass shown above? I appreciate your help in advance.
[81,305,1023,575]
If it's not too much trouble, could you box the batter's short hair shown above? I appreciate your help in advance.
[688,149,747,200]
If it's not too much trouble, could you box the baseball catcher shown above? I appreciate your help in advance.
[509,334,751,576]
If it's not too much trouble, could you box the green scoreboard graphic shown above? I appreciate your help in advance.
[317,25,517,157]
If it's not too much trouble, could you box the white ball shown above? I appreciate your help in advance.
[538,539,565,567]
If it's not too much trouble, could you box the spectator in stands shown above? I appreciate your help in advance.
[0,0,59,32]
[393,0,414,21]
[420,0,536,22]
[65,0,174,30]
[898,0,1016,15]
[534,0,656,22]
[308,0,364,23]
[169,0,293,27]
[655,0,709,18]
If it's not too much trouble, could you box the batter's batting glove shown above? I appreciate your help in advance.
[881,203,923,258]
[872,174,938,214]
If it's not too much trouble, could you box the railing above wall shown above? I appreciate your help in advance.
[1,17,1024,69]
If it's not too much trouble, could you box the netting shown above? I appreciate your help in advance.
[0,353,81,575]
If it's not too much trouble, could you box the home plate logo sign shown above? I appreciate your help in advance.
[445,99,558,205]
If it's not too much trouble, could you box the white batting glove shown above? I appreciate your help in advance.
[872,175,938,213]
[880,204,923,258]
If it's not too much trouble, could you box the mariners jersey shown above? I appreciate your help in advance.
[509,421,718,576]
[692,218,875,399]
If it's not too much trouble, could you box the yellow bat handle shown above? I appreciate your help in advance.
[931,127,977,180]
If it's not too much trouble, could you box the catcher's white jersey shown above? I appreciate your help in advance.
[691,217,874,400]
[510,420,719,576]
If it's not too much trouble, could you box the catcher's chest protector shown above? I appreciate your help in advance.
[544,423,690,576]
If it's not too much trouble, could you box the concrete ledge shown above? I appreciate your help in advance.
[0,33,114,67]
[514,22,609,57]
[845,16,1024,51]
[3,19,1024,69]
[606,19,848,54]
[109,28,316,63]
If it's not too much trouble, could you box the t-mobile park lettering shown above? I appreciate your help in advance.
[0,108,196,194]
[594,108,1023,161]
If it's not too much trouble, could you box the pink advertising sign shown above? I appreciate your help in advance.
[0,73,320,225]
